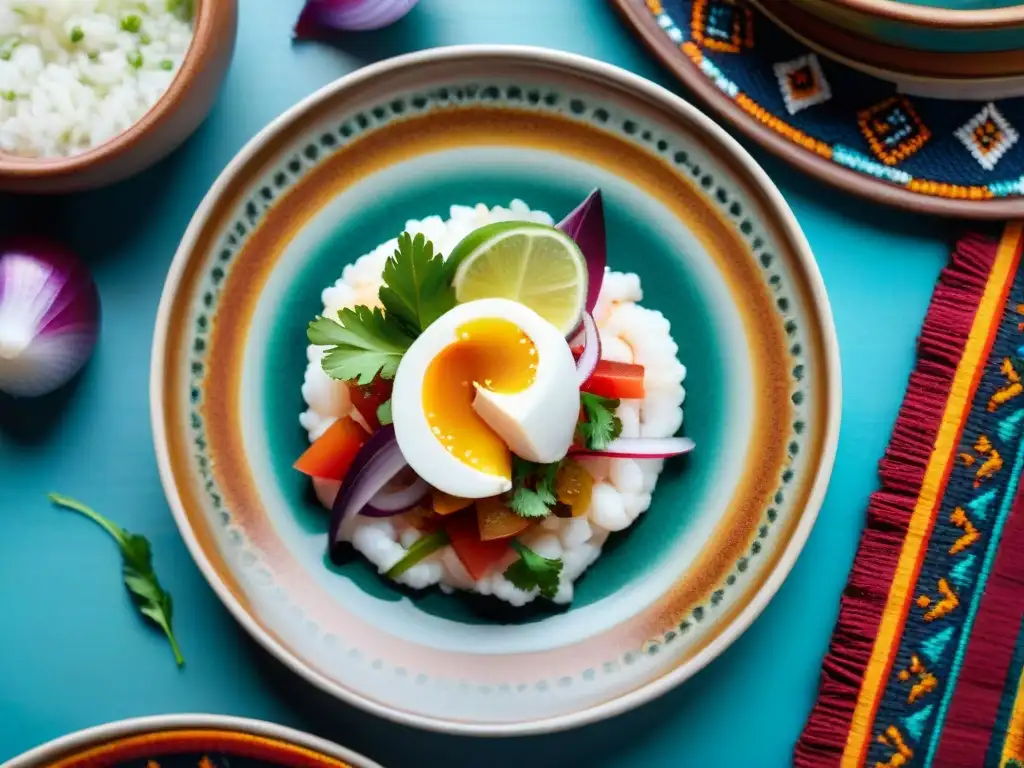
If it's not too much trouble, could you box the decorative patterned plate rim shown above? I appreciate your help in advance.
[610,0,1024,219]
[828,0,1024,28]
[150,44,841,736]
[5,714,383,768]
[749,0,1024,80]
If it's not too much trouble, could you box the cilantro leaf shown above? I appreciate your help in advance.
[577,392,623,451]
[309,305,414,384]
[379,232,458,336]
[508,457,560,518]
[504,541,563,599]
[376,399,393,426]
[509,486,556,518]
[49,493,184,667]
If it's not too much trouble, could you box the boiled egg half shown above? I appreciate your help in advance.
[391,298,580,498]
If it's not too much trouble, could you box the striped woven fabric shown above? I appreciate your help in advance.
[796,224,1024,768]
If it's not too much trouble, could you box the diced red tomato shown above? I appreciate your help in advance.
[349,375,393,431]
[293,416,368,481]
[581,360,646,400]
[446,512,510,580]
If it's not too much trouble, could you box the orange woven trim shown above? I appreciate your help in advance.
[47,729,354,768]
[907,180,995,200]
[645,0,664,14]
[735,94,833,158]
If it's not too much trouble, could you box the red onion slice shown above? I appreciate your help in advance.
[571,436,696,459]
[364,472,429,516]
[575,312,600,386]
[557,188,606,314]
[329,426,409,552]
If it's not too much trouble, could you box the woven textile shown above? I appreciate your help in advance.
[642,0,1024,201]
[797,224,1024,767]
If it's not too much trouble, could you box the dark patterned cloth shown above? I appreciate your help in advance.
[645,0,1024,199]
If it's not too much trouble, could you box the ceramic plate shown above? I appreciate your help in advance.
[750,0,1024,84]
[151,45,840,734]
[6,715,381,767]
[786,0,1024,54]
[613,0,1024,219]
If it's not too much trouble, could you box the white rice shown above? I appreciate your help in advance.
[0,0,194,158]
[301,201,687,606]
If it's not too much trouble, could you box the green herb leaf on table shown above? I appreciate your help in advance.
[376,399,393,427]
[49,493,184,667]
[508,457,560,518]
[308,305,414,384]
[504,540,563,599]
[379,232,458,337]
[577,392,623,451]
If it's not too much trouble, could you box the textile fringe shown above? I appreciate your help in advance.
[793,232,1002,767]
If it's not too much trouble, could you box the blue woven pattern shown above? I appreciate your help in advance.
[653,0,1024,199]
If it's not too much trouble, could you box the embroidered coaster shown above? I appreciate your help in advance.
[613,0,1024,216]
[796,224,1024,768]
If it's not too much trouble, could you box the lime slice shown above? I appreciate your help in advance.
[449,221,588,334]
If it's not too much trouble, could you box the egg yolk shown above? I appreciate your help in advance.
[421,318,538,478]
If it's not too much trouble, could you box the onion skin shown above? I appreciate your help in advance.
[557,189,606,315]
[0,238,100,397]
[295,0,420,35]
[328,425,411,558]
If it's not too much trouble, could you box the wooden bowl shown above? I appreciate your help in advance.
[788,0,1024,54]
[0,0,237,194]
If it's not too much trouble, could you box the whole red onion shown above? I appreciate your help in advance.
[0,239,100,397]
[296,0,420,35]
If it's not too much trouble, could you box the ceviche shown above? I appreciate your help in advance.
[297,190,693,605]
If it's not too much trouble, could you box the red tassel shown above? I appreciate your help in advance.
[793,232,1003,767]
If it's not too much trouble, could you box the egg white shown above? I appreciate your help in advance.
[391,298,580,498]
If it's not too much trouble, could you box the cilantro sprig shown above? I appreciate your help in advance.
[504,540,563,599]
[308,305,413,384]
[49,493,184,667]
[577,392,623,451]
[380,232,460,337]
[508,456,561,518]
[308,232,457,384]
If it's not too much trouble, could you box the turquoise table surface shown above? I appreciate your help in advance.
[0,1,958,766]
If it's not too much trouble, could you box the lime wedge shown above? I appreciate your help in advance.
[449,221,588,335]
